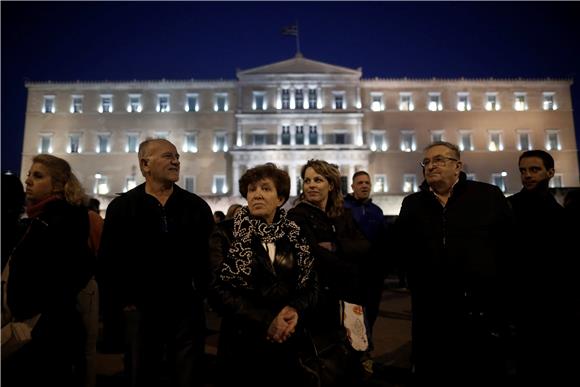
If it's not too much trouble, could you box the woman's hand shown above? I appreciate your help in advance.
[266,306,298,343]
[318,241,335,251]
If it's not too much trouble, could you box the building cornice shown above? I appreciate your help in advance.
[25,79,236,90]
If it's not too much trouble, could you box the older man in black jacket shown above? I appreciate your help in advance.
[99,138,214,387]
[396,141,514,386]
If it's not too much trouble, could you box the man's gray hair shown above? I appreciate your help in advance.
[424,141,461,160]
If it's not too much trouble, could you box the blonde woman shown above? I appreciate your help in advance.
[2,154,94,387]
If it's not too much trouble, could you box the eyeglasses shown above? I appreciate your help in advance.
[420,156,458,168]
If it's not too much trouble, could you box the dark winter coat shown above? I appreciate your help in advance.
[288,202,370,330]
[98,183,214,311]
[395,172,515,381]
[209,214,318,387]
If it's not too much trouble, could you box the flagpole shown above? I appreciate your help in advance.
[295,21,301,55]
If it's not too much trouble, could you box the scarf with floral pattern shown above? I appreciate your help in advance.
[220,206,314,289]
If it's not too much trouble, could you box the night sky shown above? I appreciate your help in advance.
[2,1,580,177]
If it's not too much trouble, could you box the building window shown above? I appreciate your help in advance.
[176,176,192,194]
[399,93,414,111]
[94,173,109,195]
[295,125,304,145]
[42,95,55,113]
[331,131,348,145]
[374,175,388,193]
[514,92,528,111]
[128,94,142,113]
[99,95,113,113]
[154,131,169,140]
[71,95,83,113]
[124,176,137,192]
[457,92,471,111]
[295,89,304,109]
[38,134,53,153]
[427,92,443,111]
[517,131,532,151]
[214,93,228,112]
[370,131,387,152]
[184,176,196,193]
[403,174,417,193]
[542,92,557,111]
[97,134,111,153]
[492,172,507,193]
[466,173,476,181]
[549,174,563,188]
[183,133,198,153]
[212,175,228,194]
[126,133,139,153]
[400,131,416,152]
[186,93,199,112]
[213,132,228,152]
[333,91,346,110]
[281,89,290,109]
[546,130,561,151]
[252,91,266,111]
[67,133,81,153]
[459,131,474,151]
[370,92,384,111]
[488,131,503,152]
[308,89,317,109]
[156,94,170,113]
[309,125,318,145]
[430,130,444,143]
[252,132,267,146]
[485,92,500,111]
[281,125,291,145]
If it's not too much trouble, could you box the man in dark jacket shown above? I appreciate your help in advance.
[343,171,386,349]
[396,141,514,386]
[508,150,578,384]
[99,138,214,387]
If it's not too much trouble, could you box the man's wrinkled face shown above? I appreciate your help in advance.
[423,145,461,189]
[519,156,554,191]
[142,140,180,184]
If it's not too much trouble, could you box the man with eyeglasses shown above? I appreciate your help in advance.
[507,150,578,383]
[395,141,515,385]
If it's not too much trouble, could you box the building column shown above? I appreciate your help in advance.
[290,163,298,197]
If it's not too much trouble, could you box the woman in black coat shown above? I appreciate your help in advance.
[2,155,93,387]
[209,163,317,387]
[288,159,371,384]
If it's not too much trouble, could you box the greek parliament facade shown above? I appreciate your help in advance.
[21,55,579,214]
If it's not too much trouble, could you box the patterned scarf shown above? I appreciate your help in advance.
[220,206,314,289]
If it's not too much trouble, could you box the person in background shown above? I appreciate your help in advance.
[2,154,94,387]
[343,171,387,360]
[507,150,578,384]
[225,203,243,220]
[395,141,514,386]
[77,197,104,387]
[208,163,317,387]
[98,138,214,387]
[213,210,226,223]
[288,159,370,384]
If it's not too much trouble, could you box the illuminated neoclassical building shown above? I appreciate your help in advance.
[21,54,579,214]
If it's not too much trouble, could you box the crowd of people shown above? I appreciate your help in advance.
[2,138,579,387]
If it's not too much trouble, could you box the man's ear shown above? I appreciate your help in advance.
[547,168,555,179]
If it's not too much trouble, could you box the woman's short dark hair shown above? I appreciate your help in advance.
[239,163,291,205]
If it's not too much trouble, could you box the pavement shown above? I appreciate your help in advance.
[95,277,412,387]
